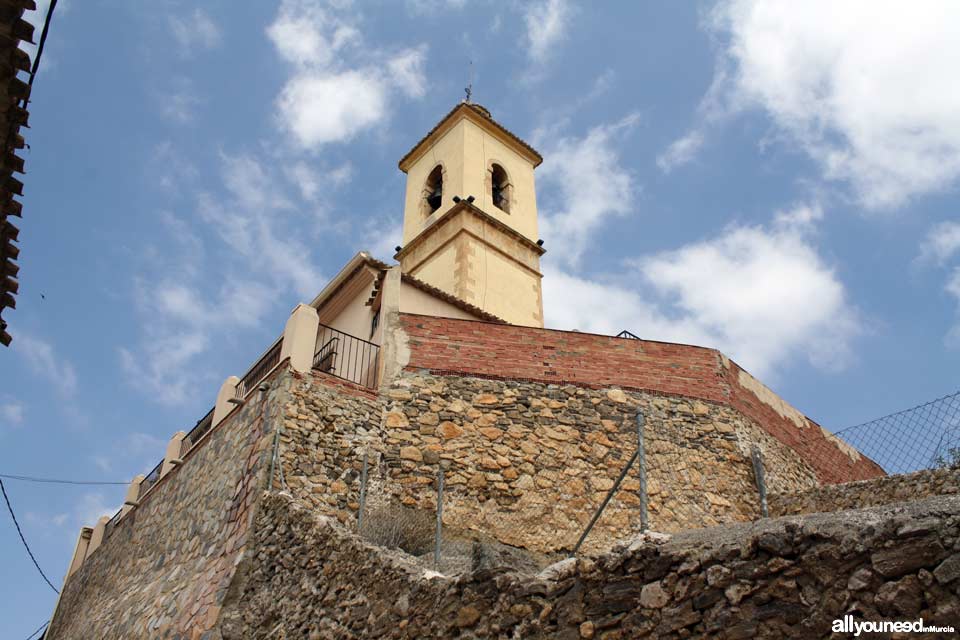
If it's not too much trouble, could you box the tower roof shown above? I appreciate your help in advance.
[398,102,543,172]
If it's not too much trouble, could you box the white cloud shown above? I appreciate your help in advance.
[267,0,428,150]
[543,268,711,343]
[277,70,388,148]
[91,431,165,476]
[152,143,199,193]
[772,201,823,234]
[387,46,428,99]
[204,152,326,297]
[93,455,111,473]
[639,214,858,374]
[124,150,334,404]
[656,131,704,173]
[160,78,203,124]
[120,329,209,405]
[266,0,358,67]
[122,269,275,406]
[405,0,468,14]
[75,491,118,528]
[25,492,118,539]
[534,111,859,377]
[524,0,571,64]
[1,400,24,426]
[544,208,860,378]
[948,268,960,300]
[153,281,209,327]
[684,1,960,209]
[365,220,403,262]
[947,268,960,347]
[537,115,640,267]
[170,8,222,55]
[13,335,78,397]
[919,221,960,266]
[918,222,960,346]
[286,161,351,201]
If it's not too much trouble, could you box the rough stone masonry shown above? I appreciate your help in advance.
[219,492,960,639]
[45,363,960,638]
[277,369,822,555]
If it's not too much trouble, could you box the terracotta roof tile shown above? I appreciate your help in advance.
[0,0,35,346]
[398,102,543,170]
[400,272,506,324]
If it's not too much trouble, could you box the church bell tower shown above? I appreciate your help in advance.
[394,103,545,327]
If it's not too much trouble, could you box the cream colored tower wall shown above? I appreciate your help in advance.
[398,105,544,327]
[460,118,539,242]
[406,242,458,296]
[464,238,543,326]
[401,120,466,245]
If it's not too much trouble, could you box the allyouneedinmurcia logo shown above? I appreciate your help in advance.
[832,615,955,636]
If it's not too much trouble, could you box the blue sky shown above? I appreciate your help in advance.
[2,0,960,633]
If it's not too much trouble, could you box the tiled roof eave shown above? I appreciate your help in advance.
[0,0,34,347]
[398,103,543,171]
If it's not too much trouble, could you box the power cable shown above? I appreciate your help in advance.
[0,473,127,486]
[0,477,59,594]
[23,620,49,640]
[27,0,57,89]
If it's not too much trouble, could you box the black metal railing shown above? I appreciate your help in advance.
[617,330,641,340]
[236,338,282,398]
[181,407,215,453]
[102,404,218,541]
[103,507,123,540]
[138,459,164,497]
[313,323,380,389]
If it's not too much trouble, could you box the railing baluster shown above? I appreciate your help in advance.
[236,339,282,400]
[311,323,380,389]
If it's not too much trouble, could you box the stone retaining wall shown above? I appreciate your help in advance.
[771,467,960,517]
[46,365,289,640]
[277,370,820,554]
[397,314,885,484]
[43,362,960,638]
[218,491,960,639]
[278,370,383,522]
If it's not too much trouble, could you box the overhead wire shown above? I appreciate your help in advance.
[0,477,60,594]
[27,0,57,90]
[0,473,128,486]
[23,620,49,640]
[3,1,67,628]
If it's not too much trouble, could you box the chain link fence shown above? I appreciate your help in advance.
[806,390,960,477]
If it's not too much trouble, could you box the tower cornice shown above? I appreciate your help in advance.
[394,199,546,264]
[398,102,543,172]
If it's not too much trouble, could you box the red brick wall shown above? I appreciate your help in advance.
[398,314,728,402]
[398,313,885,484]
[721,360,884,484]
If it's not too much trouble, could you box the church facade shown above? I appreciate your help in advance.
[45,105,891,639]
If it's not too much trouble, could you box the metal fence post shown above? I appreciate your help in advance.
[357,451,369,532]
[434,465,444,570]
[571,446,641,556]
[637,411,649,532]
[750,446,768,518]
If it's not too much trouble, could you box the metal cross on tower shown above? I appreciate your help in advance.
[464,60,473,103]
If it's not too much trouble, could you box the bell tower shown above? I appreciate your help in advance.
[394,103,545,327]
